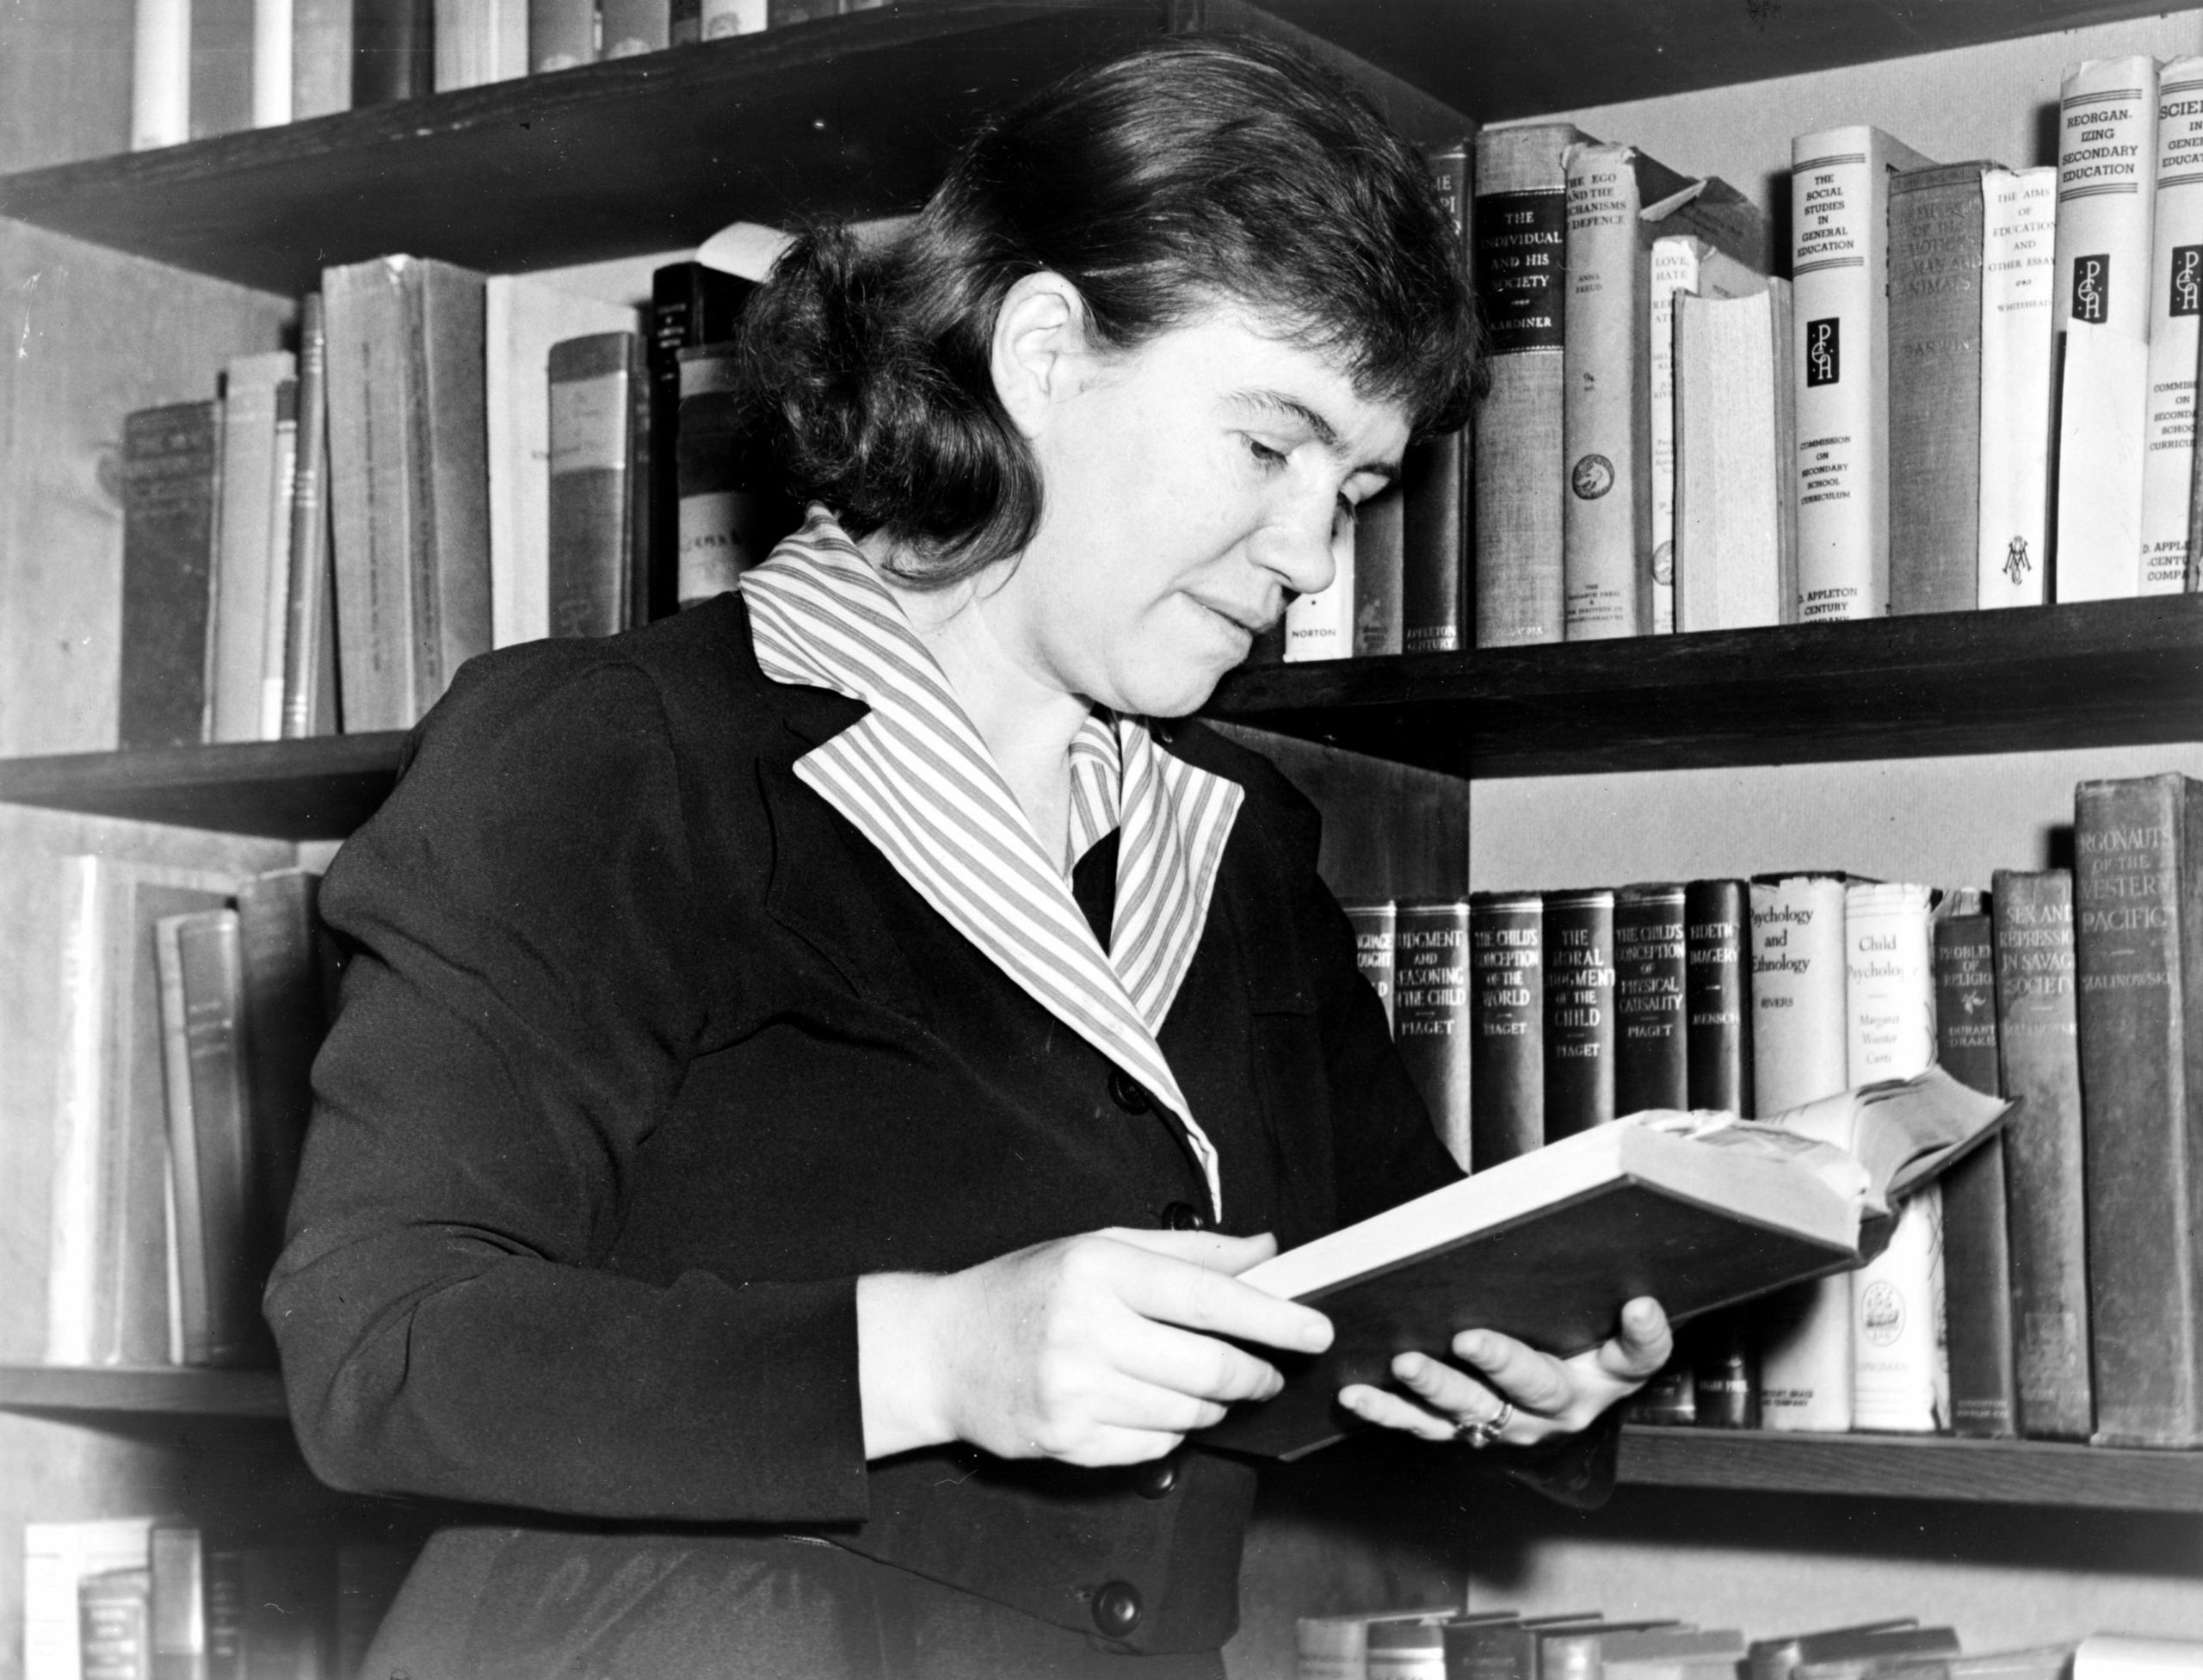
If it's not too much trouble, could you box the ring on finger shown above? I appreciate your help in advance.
[1454,1400,1515,1449]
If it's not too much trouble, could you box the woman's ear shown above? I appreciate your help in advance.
[990,271,1091,441]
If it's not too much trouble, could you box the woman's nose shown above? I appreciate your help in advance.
[1247,498,1341,602]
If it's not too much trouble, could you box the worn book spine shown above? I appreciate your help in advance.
[132,0,189,150]
[1978,168,2058,608]
[1990,868,2095,1440]
[46,859,108,1368]
[1343,901,1398,1035]
[1472,123,1587,648]
[2055,57,2160,342]
[353,0,435,102]
[1404,141,1469,655]
[233,870,324,1299]
[1563,141,1651,639]
[190,0,256,139]
[1396,900,1472,1171]
[528,0,596,69]
[281,292,338,738]
[325,256,419,731]
[148,1523,206,1680]
[1935,903,2018,1438]
[292,0,354,119]
[1750,871,1854,1432]
[1614,882,1688,1115]
[260,379,299,738]
[413,258,494,703]
[119,401,223,750]
[1651,240,1761,635]
[1685,878,1754,1115]
[548,331,646,637]
[2074,773,2203,1447]
[435,0,529,86]
[1846,880,1947,1433]
[1791,125,1936,622]
[1675,280,1794,631]
[675,341,781,605]
[2142,59,2203,594]
[1693,1312,1761,1428]
[1888,164,1988,615]
[1284,544,1355,662]
[1351,485,1405,657]
[79,1568,152,1680]
[1470,891,1543,1170]
[253,0,294,126]
[651,262,750,618]
[2056,318,2150,600]
[212,350,296,743]
[604,0,672,55]
[1544,886,1616,1140]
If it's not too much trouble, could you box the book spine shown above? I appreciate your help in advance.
[1675,284,1791,631]
[1404,141,1469,655]
[1543,886,1616,1139]
[1977,168,2058,608]
[700,0,766,38]
[1647,235,1702,636]
[292,0,355,118]
[153,917,212,1369]
[2142,59,2203,594]
[1342,901,1398,1034]
[1749,873,1850,1115]
[1852,1188,1950,1432]
[547,330,640,638]
[1685,878,1754,1115]
[281,292,337,738]
[132,0,190,150]
[1562,142,1650,639]
[46,858,108,1368]
[2075,773,2203,1446]
[1472,125,1580,648]
[435,0,530,85]
[604,0,672,57]
[1935,907,2017,1437]
[212,353,296,743]
[119,401,223,750]
[415,260,494,702]
[1692,1312,1761,1428]
[170,911,265,1366]
[190,0,257,139]
[1990,868,2095,1440]
[2055,58,2160,341]
[149,1523,206,1680]
[1625,1356,1698,1425]
[1887,165,1985,615]
[675,343,776,605]
[1614,882,1688,1115]
[260,379,300,739]
[1470,891,1544,1169]
[1791,128,1902,621]
[671,0,701,44]
[651,264,750,617]
[353,0,435,102]
[1844,880,1938,1086]
[254,0,296,126]
[80,1569,152,1680]
[202,1547,244,1680]
[1351,487,1405,657]
[529,0,596,69]
[1395,899,1472,1171]
[2054,317,2151,601]
[1283,545,1356,662]
[234,871,324,1285]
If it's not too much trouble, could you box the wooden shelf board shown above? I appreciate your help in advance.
[0,732,408,839]
[1620,1426,2203,1512]
[0,1365,289,1420]
[0,3,1171,295]
[1205,596,2203,779]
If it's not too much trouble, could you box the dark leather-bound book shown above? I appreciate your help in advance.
[1470,891,1543,1169]
[1395,899,1472,1170]
[1341,901,1398,1034]
[1614,882,1688,1115]
[675,342,795,607]
[1404,140,1468,655]
[1351,483,1404,656]
[547,331,651,638]
[1684,878,1753,1115]
[1934,897,2017,1438]
[1544,887,1616,1139]
[648,263,751,618]
[2074,773,2203,1447]
[353,0,435,102]
[235,869,327,1300]
[119,400,223,750]
[1990,867,2094,1440]
[1888,162,1991,614]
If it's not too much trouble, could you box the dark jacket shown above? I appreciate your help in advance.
[267,595,1594,1659]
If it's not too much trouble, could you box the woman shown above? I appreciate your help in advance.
[268,34,1669,1678]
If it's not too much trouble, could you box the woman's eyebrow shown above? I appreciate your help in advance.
[1230,387,1340,447]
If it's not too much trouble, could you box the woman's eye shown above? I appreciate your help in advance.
[1244,437,1288,470]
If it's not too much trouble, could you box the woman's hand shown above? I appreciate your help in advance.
[857,1229,1333,1466]
[1336,1297,1672,1448]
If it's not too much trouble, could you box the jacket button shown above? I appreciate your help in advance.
[1092,1579,1143,1638]
[1132,1455,1180,1499]
[1108,1070,1152,1114]
[1158,1201,1206,1232]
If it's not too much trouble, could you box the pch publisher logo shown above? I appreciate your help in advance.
[2072,253,2111,323]
[2172,246,2203,318]
[1805,318,1840,387]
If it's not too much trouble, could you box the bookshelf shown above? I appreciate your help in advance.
[4,0,2203,1665]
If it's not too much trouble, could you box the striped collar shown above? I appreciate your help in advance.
[740,509,1243,1217]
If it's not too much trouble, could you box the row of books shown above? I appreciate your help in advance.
[43,859,331,1372]
[129,0,883,149]
[26,1517,410,1680]
[1346,770,2203,1448]
[1295,1608,2189,1680]
[115,253,784,748]
[1401,51,2203,653]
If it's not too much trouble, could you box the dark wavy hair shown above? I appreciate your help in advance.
[737,33,1481,584]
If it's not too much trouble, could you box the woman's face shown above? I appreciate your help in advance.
[984,301,1410,719]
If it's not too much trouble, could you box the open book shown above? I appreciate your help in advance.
[1205,1065,2010,1459]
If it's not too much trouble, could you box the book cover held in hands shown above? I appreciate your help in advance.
[1203,1065,2009,1459]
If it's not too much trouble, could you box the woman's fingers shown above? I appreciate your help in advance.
[1449,1328,1575,1415]
[1102,1229,1335,1357]
[1601,1297,1674,1380]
